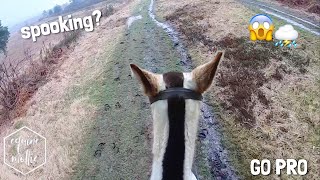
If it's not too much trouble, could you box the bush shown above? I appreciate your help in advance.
[0,52,30,119]
[105,5,114,17]
[63,0,105,14]
[0,62,20,112]
[0,31,81,120]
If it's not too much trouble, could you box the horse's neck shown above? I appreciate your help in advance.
[150,100,201,180]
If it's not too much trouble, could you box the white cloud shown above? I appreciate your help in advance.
[275,24,299,40]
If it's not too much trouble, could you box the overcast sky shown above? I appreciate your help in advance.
[0,0,69,28]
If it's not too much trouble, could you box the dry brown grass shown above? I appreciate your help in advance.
[157,0,320,179]
[275,0,320,14]
[0,0,134,179]
[0,31,81,121]
[263,0,320,22]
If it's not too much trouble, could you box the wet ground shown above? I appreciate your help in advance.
[72,0,183,179]
[72,0,238,179]
[148,0,239,179]
[155,0,319,179]
[239,0,320,35]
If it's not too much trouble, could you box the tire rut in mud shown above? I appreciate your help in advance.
[149,0,239,179]
[72,0,182,179]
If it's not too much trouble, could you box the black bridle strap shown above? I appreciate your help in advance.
[149,87,203,104]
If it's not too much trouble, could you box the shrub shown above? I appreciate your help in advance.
[105,5,114,17]
[0,31,81,120]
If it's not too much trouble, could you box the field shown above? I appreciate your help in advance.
[156,0,320,179]
[0,0,319,179]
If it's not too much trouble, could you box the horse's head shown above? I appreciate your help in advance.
[130,52,223,107]
[130,52,223,180]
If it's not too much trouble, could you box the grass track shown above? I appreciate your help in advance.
[71,0,191,179]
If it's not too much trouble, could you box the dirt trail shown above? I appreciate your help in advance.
[2,0,318,179]
[148,0,238,179]
[73,0,238,179]
[72,0,182,179]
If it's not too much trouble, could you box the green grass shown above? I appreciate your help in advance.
[214,8,320,180]
[14,121,25,129]
[70,0,194,179]
[155,2,320,180]
[194,141,213,179]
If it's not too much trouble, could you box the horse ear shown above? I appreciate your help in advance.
[192,52,223,93]
[130,64,159,96]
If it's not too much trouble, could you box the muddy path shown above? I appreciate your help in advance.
[149,0,238,179]
[72,0,237,179]
[238,0,320,35]
[72,0,181,179]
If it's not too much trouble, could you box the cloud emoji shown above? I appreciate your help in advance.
[275,24,299,40]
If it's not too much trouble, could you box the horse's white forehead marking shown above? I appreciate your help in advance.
[183,72,196,90]
[183,73,201,179]
[157,74,166,91]
[149,72,200,180]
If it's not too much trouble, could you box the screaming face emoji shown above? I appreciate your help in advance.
[249,14,274,41]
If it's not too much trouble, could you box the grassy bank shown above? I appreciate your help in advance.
[156,0,320,179]
[71,0,200,179]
